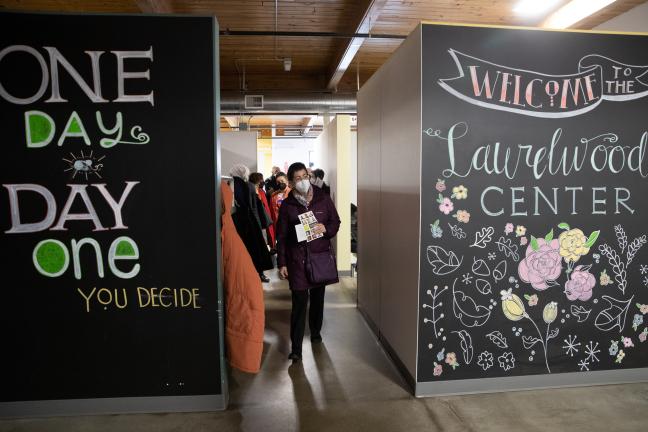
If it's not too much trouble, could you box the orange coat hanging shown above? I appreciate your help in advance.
[220,181,265,373]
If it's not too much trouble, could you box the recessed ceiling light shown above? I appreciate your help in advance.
[543,0,618,29]
[514,0,562,17]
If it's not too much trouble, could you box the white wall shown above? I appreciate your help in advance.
[221,131,257,175]
[595,2,648,32]
[271,138,315,174]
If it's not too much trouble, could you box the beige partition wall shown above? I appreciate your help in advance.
[357,26,422,386]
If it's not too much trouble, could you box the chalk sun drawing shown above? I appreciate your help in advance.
[63,150,105,180]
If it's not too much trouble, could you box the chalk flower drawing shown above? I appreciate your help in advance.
[520,237,528,246]
[477,351,494,370]
[518,238,562,291]
[438,195,454,215]
[637,303,648,314]
[445,352,460,370]
[632,314,644,331]
[615,350,626,364]
[515,225,527,237]
[622,336,634,348]
[451,185,468,200]
[504,223,514,235]
[498,352,516,371]
[564,265,596,302]
[430,220,443,238]
[609,340,619,356]
[501,290,558,373]
[557,224,600,265]
[454,210,471,223]
[435,179,446,193]
[433,362,443,376]
[524,294,539,307]
[639,328,648,343]
[599,269,613,286]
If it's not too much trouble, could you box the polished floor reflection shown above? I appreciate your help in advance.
[2,276,647,431]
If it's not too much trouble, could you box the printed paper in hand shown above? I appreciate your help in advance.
[298,211,324,242]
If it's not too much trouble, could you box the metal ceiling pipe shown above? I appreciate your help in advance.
[220,91,357,114]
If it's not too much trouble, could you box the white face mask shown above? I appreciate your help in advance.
[295,179,311,195]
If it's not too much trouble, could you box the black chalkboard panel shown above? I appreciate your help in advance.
[419,24,648,382]
[0,12,222,402]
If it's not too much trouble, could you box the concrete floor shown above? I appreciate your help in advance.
[2,276,647,431]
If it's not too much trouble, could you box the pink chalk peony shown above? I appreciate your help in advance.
[564,266,596,301]
[518,239,562,291]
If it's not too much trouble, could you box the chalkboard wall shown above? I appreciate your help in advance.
[0,12,223,405]
[419,24,648,383]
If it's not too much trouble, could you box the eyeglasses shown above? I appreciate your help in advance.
[293,174,310,182]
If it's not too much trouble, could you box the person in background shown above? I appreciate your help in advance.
[230,164,274,283]
[276,162,341,362]
[250,172,276,251]
[269,172,290,227]
[264,166,281,201]
[311,168,331,195]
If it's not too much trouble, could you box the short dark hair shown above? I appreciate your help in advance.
[249,172,264,184]
[275,171,287,180]
[313,168,325,180]
[287,162,308,181]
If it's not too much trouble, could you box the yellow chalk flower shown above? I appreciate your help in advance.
[543,302,558,324]
[501,289,526,322]
[452,185,468,200]
[559,228,590,263]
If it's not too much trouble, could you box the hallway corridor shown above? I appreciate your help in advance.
[1,277,647,432]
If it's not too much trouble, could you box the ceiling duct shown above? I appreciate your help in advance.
[221,91,356,114]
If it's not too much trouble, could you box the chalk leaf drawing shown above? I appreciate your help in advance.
[448,223,467,239]
[472,258,490,277]
[470,226,494,249]
[474,278,492,295]
[427,245,463,275]
[522,336,542,350]
[599,225,647,294]
[452,278,492,327]
[570,305,592,323]
[595,295,634,332]
[496,236,520,261]
[486,330,509,349]
[452,330,474,364]
[492,260,507,282]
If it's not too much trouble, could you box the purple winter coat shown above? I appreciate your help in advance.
[276,186,341,291]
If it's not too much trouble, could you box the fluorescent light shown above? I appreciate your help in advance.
[543,0,617,29]
[514,0,562,17]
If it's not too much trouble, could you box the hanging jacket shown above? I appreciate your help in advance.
[257,188,275,246]
[231,176,274,273]
[276,186,341,291]
[220,181,265,373]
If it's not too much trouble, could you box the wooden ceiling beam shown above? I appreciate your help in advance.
[326,0,389,91]
[134,0,173,14]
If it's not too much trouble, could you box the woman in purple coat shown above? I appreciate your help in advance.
[276,162,341,361]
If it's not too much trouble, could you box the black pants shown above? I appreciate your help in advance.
[290,286,325,355]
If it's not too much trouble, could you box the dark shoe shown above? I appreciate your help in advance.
[270,248,277,255]
[311,334,323,344]
[288,352,302,362]
[260,274,270,283]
